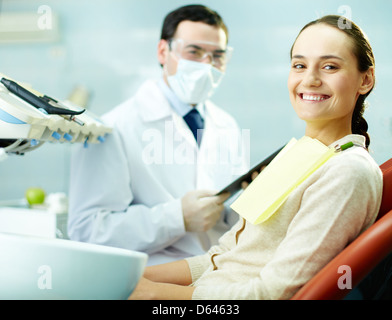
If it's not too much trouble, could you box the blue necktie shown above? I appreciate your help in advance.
[183,109,204,146]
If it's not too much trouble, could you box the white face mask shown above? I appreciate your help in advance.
[167,59,225,104]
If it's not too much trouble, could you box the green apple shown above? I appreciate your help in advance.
[25,187,46,205]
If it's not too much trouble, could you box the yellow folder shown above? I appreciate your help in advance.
[230,136,336,224]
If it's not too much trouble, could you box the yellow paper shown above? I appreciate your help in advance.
[230,136,336,224]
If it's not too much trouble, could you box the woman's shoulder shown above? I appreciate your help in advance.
[326,146,382,185]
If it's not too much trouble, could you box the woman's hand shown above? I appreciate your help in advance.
[128,277,157,300]
[128,276,195,300]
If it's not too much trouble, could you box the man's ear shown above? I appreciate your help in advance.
[358,66,375,95]
[157,39,169,66]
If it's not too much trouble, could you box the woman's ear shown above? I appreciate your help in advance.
[358,66,375,95]
[157,39,169,66]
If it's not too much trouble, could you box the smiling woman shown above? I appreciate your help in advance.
[129,15,383,301]
[288,15,375,148]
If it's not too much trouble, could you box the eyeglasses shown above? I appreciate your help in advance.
[168,38,233,69]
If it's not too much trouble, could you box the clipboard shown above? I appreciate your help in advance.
[216,145,285,199]
[230,136,336,224]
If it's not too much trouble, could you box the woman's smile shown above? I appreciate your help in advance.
[298,93,331,102]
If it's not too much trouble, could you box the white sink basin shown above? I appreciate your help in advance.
[0,232,147,299]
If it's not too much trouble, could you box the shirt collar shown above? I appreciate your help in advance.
[328,134,366,149]
[157,77,205,118]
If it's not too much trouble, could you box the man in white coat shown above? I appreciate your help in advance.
[68,4,249,265]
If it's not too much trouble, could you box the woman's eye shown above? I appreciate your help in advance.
[324,65,338,70]
[293,63,305,69]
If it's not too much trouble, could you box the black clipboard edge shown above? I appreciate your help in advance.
[216,145,286,197]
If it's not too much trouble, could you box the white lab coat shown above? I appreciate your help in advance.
[68,79,249,265]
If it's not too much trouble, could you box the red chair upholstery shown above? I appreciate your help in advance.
[291,157,392,300]
[377,158,392,219]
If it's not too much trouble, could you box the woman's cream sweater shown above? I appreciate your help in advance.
[186,135,383,300]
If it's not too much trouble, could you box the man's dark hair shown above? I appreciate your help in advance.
[160,4,229,42]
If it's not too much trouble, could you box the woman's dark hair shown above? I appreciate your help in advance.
[160,4,229,42]
[291,15,375,148]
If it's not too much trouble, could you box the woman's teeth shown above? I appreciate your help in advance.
[301,94,330,101]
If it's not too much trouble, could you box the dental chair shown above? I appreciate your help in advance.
[291,157,392,300]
